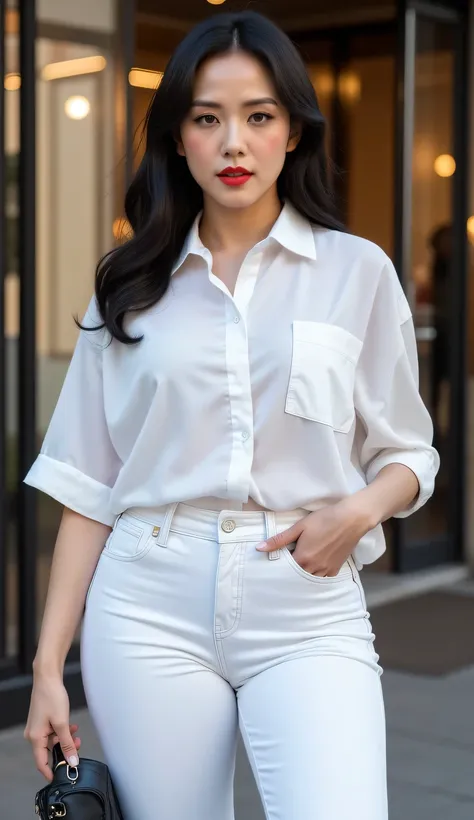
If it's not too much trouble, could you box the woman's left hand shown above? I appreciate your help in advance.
[255,497,375,577]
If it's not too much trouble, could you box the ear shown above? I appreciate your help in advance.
[287,121,302,154]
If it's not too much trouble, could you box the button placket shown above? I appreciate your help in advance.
[224,296,254,500]
[222,249,264,501]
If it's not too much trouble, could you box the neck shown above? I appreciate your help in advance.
[199,189,283,255]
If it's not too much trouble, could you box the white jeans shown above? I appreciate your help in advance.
[81,503,388,820]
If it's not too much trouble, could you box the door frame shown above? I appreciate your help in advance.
[0,0,136,730]
[392,0,470,572]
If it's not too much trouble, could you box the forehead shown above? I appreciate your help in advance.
[194,51,276,97]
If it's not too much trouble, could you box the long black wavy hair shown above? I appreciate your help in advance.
[81,10,343,345]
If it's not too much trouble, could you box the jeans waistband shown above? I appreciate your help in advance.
[121,502,311,548]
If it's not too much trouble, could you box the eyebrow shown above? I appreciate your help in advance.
[191,97,279,108]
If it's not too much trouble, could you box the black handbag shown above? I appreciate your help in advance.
[34,743,124,819]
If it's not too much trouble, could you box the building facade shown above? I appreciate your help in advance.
[0,0,472,727]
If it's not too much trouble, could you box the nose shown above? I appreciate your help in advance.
[221,120,246,158]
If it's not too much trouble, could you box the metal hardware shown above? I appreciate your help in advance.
[152,526,160,537]
[53,759,78,782]
[48,804,67,818]
[221,519,236,533]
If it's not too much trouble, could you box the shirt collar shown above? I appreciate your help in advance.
[171,212,207,276]
[171,200,317,276]
[267,201,317,262]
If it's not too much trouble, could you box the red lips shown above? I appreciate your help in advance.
[217,166,253,176]
[217,166,254,187]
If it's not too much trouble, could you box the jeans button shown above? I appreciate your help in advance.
[221,519,236,533]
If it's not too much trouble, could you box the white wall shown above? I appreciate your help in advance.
[37,0,115,33]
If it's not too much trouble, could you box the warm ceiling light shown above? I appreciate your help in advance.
[467,216,474,243]
[434,154,456,177]
[312,69,335,97]
[207,0,227,4]
[337,71,361,103]
[5,9,19,35]
[128,68,163,90]
[41,55,106,82]
[113,217,133,241]
[4,73,21,91]
[65,95,90,120]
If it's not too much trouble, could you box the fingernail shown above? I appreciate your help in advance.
[256,542,268,551]
[68,755,79,766]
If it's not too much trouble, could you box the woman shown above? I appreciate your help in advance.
[24,10,439,820]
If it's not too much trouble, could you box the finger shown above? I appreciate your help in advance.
[54,722,80,766]
[49,733,81,753]
[311,567,338,577]
[256,521,305,552]
[31,734,53,781]
[48,724,80,751]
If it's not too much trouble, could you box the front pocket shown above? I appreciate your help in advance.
[84,556,102,608]
[103,517,152,561]
[283,546,353,584]
[285,321,362,433]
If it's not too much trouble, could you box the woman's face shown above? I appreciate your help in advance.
[177,51,299,210]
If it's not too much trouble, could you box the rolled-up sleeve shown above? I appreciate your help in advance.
[354,260,440,517]
[24,301,121,526]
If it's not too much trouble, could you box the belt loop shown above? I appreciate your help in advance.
[155,502,179,548]
[264,511,281,561]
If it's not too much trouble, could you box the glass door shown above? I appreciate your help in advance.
[394,1,468,571]
[0,0,136,730]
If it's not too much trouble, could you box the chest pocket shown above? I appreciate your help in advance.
[285,321,363,433]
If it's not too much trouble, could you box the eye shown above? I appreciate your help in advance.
[249,112,273,124]
[195,114,218,126]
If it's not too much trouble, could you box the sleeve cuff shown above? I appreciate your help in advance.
[24,454,116,527]
[365,447,439,517]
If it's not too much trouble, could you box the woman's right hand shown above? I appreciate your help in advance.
[24,673,81,781]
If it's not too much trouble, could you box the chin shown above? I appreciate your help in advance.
[205,186,264,211]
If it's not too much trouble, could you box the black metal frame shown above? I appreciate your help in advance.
[18,0,37,673]
[0,0,6,664]
[450,6,470,563]
[392,0,469,572]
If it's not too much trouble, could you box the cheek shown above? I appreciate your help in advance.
[256,130,289,162]
[182,132,210,163]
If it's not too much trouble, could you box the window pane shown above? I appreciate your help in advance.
[35,1,118,645]
[405,19,455,551]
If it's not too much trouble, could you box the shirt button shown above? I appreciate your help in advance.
[241,431,250,441]
[221,519,236,533]
[233,316,240,323]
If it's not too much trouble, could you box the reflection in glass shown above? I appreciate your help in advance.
[406,20,455,549]
[344,52,395,256]
[35,34,116,642]
[308,62,334,159]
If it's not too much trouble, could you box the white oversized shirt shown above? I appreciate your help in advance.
[24,201,439,567]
